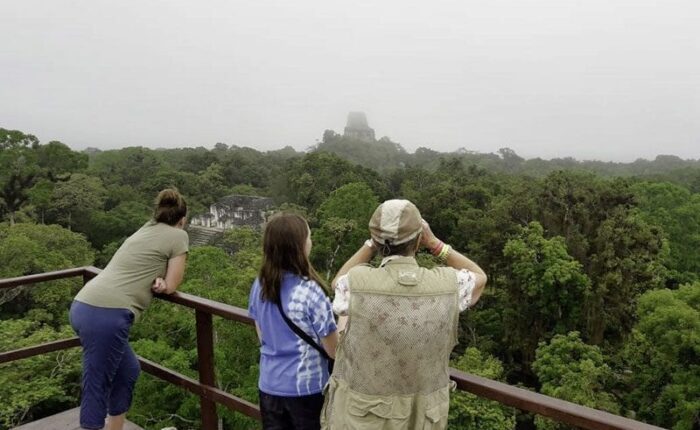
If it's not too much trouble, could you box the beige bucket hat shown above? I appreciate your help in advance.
[368,199,423,246]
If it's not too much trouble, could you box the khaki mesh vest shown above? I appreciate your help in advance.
[322,257,459,430]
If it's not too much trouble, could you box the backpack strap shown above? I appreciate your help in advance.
[275,300,335,367]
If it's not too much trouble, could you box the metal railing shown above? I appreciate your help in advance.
[0,267,664,430]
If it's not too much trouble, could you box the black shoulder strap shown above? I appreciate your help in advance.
[276,300,333,362]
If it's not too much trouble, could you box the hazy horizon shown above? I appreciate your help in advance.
[1,0,698,162]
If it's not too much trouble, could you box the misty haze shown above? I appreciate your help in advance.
[1,0,699,161]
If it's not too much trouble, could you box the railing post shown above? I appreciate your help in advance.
[82,267,97,286]
[196,310,218,430]
[82,272,92,287]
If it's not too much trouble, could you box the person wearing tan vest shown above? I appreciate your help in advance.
[321,199,487,430]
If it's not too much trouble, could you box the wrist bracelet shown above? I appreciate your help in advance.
[431,240,444,256]
[364,239,375,249]
[438,244,451,261]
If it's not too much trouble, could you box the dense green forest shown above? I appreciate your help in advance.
[1,127,699,430]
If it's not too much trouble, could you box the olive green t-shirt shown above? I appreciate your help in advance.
[75,221,189,320]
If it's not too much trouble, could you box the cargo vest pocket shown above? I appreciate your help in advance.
[346,392,411,430]
[423,402,449,430]
[422,386,450,430]
[320,381,334,429]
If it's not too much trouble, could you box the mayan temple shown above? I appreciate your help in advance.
[343,111,376,142]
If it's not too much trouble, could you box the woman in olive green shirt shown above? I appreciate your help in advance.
[70,189,189,430]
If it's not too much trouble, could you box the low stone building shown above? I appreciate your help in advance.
[188,195,275,246]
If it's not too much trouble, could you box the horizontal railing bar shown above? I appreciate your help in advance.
[1,336,662,430]
[0,339,261,420]
[83,265,101,280]
[0,267,88,289]
[138,356,261,420]
[156,292,254,325]
[0,337,81,364]
[0,268,666,430]
[449,369,663,430]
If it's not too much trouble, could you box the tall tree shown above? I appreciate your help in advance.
[35,141,88,181]
[27,179,54,224]
[537,171,666,344]
[632,181,700,284]
[0,223,94,320]
[51,174,107,231]
[502,222,591,374]
[276,152,387,211]
[313,182,379,277]
[620,283,700,429]
[533,332,620,430]
[0,129,40,224]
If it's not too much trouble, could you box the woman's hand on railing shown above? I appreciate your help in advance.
[152,277,169,294]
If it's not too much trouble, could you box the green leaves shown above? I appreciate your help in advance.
[0,225,89,278]
[632,181,700,283]
[0,223,94,323]
[51,174,108,230]
[621,283,700,429]
[130,338,200,429]
[0,320,81,428]
[0,129,41,224]
[276,152,387,211]
[0,130,87,224]
[502,222,591,370]
[312,182,379,277]
[449,348,516,430]
[533,332,620,430]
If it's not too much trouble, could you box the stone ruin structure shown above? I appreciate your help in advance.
[187,195,275,246]
[343,111,376,142]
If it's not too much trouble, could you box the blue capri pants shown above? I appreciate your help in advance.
[70,300,141,429]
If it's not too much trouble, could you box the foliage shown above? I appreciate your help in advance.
[274,151,387,211]
[0,130,88,225]
[215,226,261,256]
[620,283,700,430]
[533,332,620,430]
[0,320,81,429]
[0,223,94,323]
[535,172,666,344]
[26,179,55,224]
[0,128,41,224]
[35,141,88,181]
[314,131,409,172]
[502,222,591,372]
[129,338,200,430]
[51,173,107,231]
[312,182,379,277]
[631,181,700,284]
[449,347,516,430]
[86,201,150,251]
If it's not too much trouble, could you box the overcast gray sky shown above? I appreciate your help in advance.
[1,0,698,161]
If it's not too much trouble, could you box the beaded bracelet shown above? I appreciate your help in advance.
[437,244,452,261]
[431,240,444,256]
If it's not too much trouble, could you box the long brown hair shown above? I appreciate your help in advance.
[259,213,326,303]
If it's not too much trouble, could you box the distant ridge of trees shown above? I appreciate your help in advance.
[314,129,700,188]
